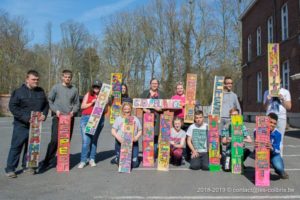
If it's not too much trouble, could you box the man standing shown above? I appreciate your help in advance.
[263,83,291,156]
[5,70,49,178]
[40,69,80,171]
[220,76,241,129]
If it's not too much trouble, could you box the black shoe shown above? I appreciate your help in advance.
[110,157,119,165]
[38,162,50,173]
[280,171,289,179]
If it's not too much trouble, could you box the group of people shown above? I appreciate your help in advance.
[5,70,291,181]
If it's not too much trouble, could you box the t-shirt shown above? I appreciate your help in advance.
[263,88,291,119]
[112,116,142,138]
[171,95,185,119]
[170,128,186,145]
[186,123,208,153]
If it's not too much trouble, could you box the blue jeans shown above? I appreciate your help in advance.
[80,115,104,162]
[271,153,285,175]
[115,139,139,168]
[5,123,29,172]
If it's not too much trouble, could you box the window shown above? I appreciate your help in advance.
[281,3,289,41]
[257,72,262,102]
[248,35,252,62]
[267,16,273,43]
[282,60,290,90]
[257,27,261,56]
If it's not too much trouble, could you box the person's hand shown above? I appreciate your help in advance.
[70,111,74,117]
[191,151,199,158]
[143,108,151,113]
[119,138,124,144]
[255,141,271,149]
[227,137,232,143]
[133,135,139,142]
[56,110,61,117]
[154,107,162,112]
[169,141,175,146]
[91,99,97,104]
[267,94,272,101]
[38,114,45,121]
[279,94,284,101]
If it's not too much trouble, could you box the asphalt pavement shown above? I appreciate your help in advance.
[0,117,300,200]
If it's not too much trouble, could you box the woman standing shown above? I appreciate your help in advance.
[140,78,165,157]
[78,80,107,168]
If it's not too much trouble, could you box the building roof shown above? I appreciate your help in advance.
[239,0,258,21]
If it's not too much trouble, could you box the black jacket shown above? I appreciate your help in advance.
[9,84,49,127]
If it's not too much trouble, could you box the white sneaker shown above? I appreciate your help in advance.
[89,159,96,167]
[78,162,86,169]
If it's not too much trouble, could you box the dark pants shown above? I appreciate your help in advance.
[115,140,139,168]
[5,124,29,173]
[189,152,209,170]
[154,135,158,158]
[43,116,75,165]
[181,123,191,161]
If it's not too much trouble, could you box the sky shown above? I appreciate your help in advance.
[0,0,149,45]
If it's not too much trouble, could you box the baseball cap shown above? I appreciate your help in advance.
[92,80,102,87]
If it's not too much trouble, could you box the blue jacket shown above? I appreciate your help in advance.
[270,128,281,155]
[9,84,49,127]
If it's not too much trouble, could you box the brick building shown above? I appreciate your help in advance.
[240,0,300,127]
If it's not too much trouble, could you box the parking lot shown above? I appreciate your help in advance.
[0,117,300,200]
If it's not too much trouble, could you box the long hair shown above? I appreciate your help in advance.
[122,83,129,97]
[121,102,133,117]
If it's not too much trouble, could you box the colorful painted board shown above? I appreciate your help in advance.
[118,116,135,173]
[57,114,71,172]
[208,115,221,171]
[211,76,224,118]
[157,111,173,171]
[85,83,112,135]
[255,116,271,187]
[133,99,181,109]
[26,111,42,168]
[142,113,155,167]
[184,74,197,123]
[231,115,244,174]
[268,43,280,97]
[110,73,122,124]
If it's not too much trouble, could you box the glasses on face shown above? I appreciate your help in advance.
[225,82,233,85]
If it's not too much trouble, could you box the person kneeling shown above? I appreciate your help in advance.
[170,117,186,166]
[186,111,209,170]
[254,113,289,179]
[221,108,252,171]
[111,102,142,169]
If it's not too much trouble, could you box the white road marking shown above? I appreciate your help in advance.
[94,196,300,199]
